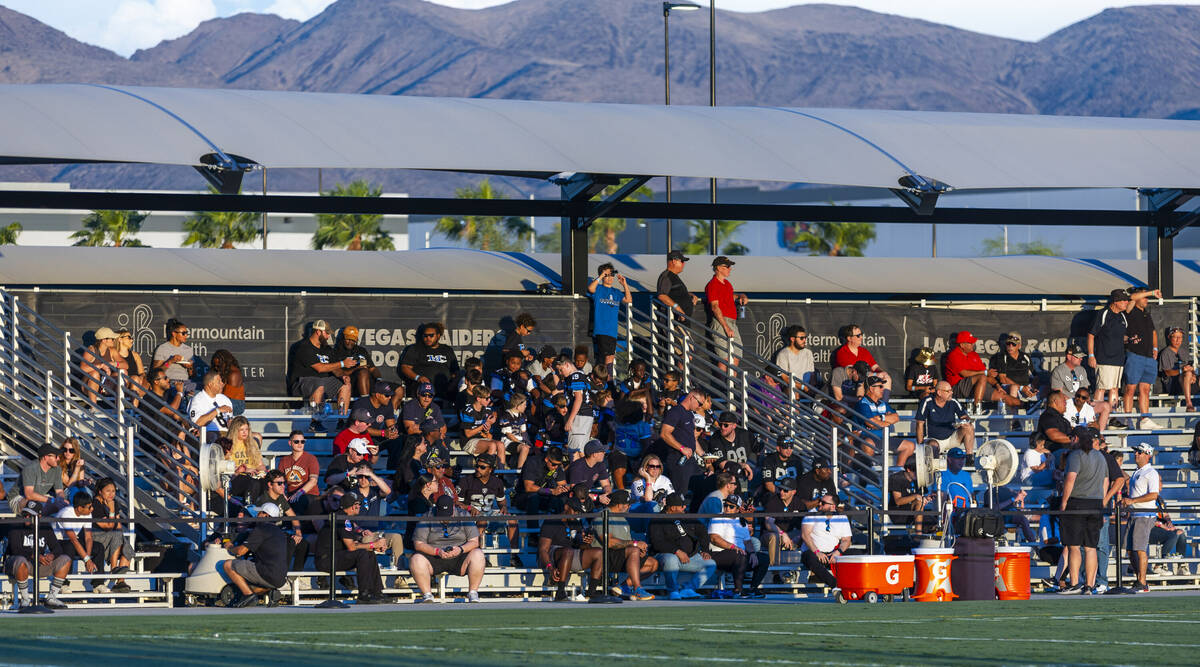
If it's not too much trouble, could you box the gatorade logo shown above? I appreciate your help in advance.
[932,561,950,580]
[885,564,900,585]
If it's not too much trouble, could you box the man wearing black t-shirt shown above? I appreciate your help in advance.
[567,440,612,500]
[705,411,760,475]
[518,447,570,514]
[760,436,804,499]
[762,477,804,567]
[1035,391,1073,453]
[1123,289,1162,429]
[313,492,387,604]
[889,460,930,530]
[652,389,706,490]
[222,503,289,607]
[399,322,460,403]
[794,460,836,510]
[655,250,700,359]
[988,331,1038,402]
[288,320,354,428]
[332,325,381,400]
[402,384,446,438]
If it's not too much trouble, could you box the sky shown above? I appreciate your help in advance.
[3,0,1199,57]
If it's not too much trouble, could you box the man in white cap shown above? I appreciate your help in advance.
[1122,442,1161,593]
[223,502,289,607]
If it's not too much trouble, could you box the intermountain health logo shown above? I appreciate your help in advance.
[754,312,787,359]
[114,303,156,358]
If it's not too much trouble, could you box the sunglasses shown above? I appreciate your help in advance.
[270,480,285,486]
[63,448,75,453]
[174,330,189,336]
[423,333,438,338]
[291,438,306,444]
[849,333,862,338]
[645,464,662,469]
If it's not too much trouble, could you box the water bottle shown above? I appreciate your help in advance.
[737,303,746,319]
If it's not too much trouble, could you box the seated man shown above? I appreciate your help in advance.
[1064,388,1097,429]
[410,495,486,603]
[256,470,310,571]
[856,376,916,467]
[459,385,503,462]
[800,494,853,592]
[794,460,836,511]
[759,435,803,499]
[537,486,604,602]
[649,492,716,599]
[889,459,931,533]
[9,443,67,515]
[517,446,570,515]
[904,347,941,400]
[567,440,613,502]
[331,325,381,399]
[187,371,233,435]
[1160,326,1197,410]
[401,383,446,440]
[325,439,372,489]
[152,318,199,395]
[943,331,1022,413]
[53,492,110,592]
[1050,344,1113,431]
[775,325,817,392]
[332,408,375,456]
[763,477,805,567]
[350,381,401,458]
[458,454,520,567]
[5,504,72,610]
[707,495,769,599]
[915,381,975,456]
[313,491,388,604]
[594,490,657,601]
[1034,390,1074,454]
[222,503,289,607]
[988,331,1038,404]
[938,447,978,510]
[287,320,354,430]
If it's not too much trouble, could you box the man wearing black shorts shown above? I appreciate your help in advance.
[1058,427,1109,595]
[410,495,486,603]
[288,320,354,429]
[588,263,632,379]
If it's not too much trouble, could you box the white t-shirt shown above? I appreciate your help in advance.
[53,506,89,541]
[1063,401,1096,428]
[189,390,233,432]
[1127,464,1162,517]
[1020,449,1047,482]
[801,513,852,553]
[708,516,741,552]
[775,347,816,383]
[630,475,674,502]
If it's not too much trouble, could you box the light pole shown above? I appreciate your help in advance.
[663,2,699,254]
[708,0,718,256]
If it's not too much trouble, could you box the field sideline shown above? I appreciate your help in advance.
[4,595,1198,666]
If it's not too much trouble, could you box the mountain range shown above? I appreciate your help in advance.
[1,0,1200,196]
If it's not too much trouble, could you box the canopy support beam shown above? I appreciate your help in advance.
[557,173,620,296]
[1143,189,1200,298]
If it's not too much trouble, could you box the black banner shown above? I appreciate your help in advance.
[17,291,587,396]
[739,300,1192,380]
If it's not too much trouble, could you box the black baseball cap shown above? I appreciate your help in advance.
[712,256,735,268]
[667,250,689,262]
[37,442,61,458]
[1065,343,1086,358]
[812,459,831,469]
[349,408,372,424]
[420,418,441,433]
[776,436,795,449]
[718,411,739,425]
[339,491,361,509]
[777,477,797,491]
[865,376,886,387]
[609,489,632,505]
[475,453,498,469]
[434,494,455,517]
[852,360,871,375]
[664,492,686,508]
[1109,288,1131,302]
[372,381,394,397]
[539,345,557,359]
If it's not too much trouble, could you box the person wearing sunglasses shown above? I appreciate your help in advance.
[458,454,520,566]
[776,325,817,393]
[411,495,486,603]
[1159,326,1197,411]
[400,322,460,403]
[800,494,852,593]
[707,494,768,599]
[152,317,199,395]
[330,324,380,400]
[254,469,309,571]
[988,331,1038,408]
[833,323,890,387]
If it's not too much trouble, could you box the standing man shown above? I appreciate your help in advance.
[1058,428,1109,595]
[153,318,199,394]
[1122,442,1160,593]
[288,320,354,431]
[652,388,707,490]
[656,250,700,359]
[1087,288,1159,425]
[1123,289,1161,429]
[775,325,816,392]
[705,256,748,372]
[588,262,633,380]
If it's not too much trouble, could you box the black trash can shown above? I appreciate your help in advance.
[951,537,996,601]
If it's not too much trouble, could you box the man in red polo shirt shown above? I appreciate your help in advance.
[943,331,1023,414]
[705,256,748,373]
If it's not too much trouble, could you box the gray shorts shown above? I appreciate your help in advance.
[707,320,743,360]
[567,415,594,454]
[1130,515,1155,553]
[229,558,276,590]
[293,375,344,401]
[93,530,135,562]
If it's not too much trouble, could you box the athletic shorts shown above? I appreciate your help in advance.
[230,558,278,590]
[1130,515,1155,552]
[293,376,344,401]
[1061,497,1103,548]
[549,547,584,573]
[464,437,488,455]
[931,430,969,452]
[428,552,469,577]
[567,415,594,455]
[952,377,976,399]
[1124,352,1156,386]
[593,335,617,359]
[707,320,743,360]
[1096,365,1123,391]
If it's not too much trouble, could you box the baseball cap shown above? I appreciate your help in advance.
[1109,288,1131,302]
[256,502,282,518]
[349,408,372,424]
[342,325,360,341]
[372,381,394,397]
[722,494,743,508]
[1132,442,1155,456]
[666,250,689,263]
[420,418,441,433]
[664,492,686,508]
[947,447,966,458]
[584,439,607,456]
[94,326,117,340]
[717,411,739,425]
[609,489,632,505]
[865,376,886,387]
[37,442,61,458]
[776,477,797,491]
[1066,343,1086,358]
[712,255,735,268]
[955,331,978,344]
[776,435,795,449]
[312,319,329,332]
[434,494,455,517]
[539,345,557,359]
[702,451,722,460]
[474,453,498,469]
[347,438,371,455]
[417,382,435,396]
[693,413,707,430]
[339,491,361,509]
[812,458,831,469]
[421,451,447,469]
[852,360,871,376]
[1006,331,1022,343]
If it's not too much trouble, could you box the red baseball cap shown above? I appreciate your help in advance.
[955,331,978,344]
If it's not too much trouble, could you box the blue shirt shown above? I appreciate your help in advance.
[916,396,967,441]
[856,396,894,444]
[939,468,976,508]
[591,284,623,338]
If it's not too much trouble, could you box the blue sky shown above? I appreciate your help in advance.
[4,1,1198,57]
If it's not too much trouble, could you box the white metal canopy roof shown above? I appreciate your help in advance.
[3,84,1200,191]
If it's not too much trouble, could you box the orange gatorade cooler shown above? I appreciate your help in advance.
[830,555,915,603]
[912,548,957,602]
[994,545,1031,600]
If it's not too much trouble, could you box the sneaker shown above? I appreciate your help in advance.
[1080,586,1095,596]
[572,593,588,602]
[668,590,683,600]
[553,590,570,602]
[1140,417,1163,430]
[678,587,702,599]
[1154,563,1173,575]
[16,595,31,610]
[43,596,68,610]
[92,584,110,595]
[231,593,258,608]
[111,582,133,594]
[509,554,524,568]
[1136,583,1151,593]
[1057,583,1085,595]
[1108,420,1128,430]
[1092,584,1109,594]
[415,593,436,604]
[632,587,655,601]
[467,591,480,603]
[308,418,324,433]
[1177,562,1191,576]
[739,590,767,599]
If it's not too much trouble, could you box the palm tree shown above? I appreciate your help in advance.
[0,221,21,245]
[588,180,653,253]
[182,186,261,249]
[312,180,395,251]
[980,237,1060,256]
[70,210,148,247]
[435,179,533,251]
[794,221,876,256]
[678,220,749,256]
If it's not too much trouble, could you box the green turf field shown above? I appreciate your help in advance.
[4,596,1198,666]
